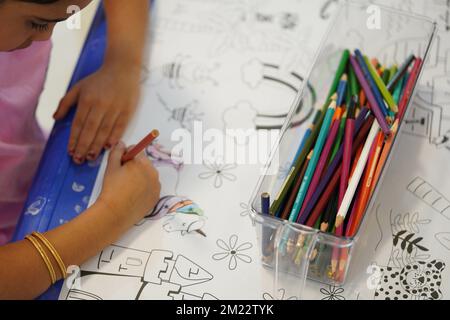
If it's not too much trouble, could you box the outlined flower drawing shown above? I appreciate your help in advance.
[263,288,298,300]
[320,285,345,300]
[240,202,250,217]
[212,234,253,270]
[198,160,237,188]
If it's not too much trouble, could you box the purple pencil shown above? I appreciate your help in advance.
[297,107,370,225]
[350,55,391,135]
[296,109,343,221]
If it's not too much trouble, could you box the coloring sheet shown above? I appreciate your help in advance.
[60,0,450,300]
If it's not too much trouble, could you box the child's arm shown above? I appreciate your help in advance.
[0,143,160,300]
[54,0,150,164]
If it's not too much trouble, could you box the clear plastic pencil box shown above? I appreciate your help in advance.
[249,0,436,298]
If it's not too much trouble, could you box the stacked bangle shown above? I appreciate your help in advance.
[25,232,67,284]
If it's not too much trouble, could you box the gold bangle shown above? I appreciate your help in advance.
[31,232,67,279]
[25,235,56,284]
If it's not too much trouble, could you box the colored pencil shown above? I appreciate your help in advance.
[354,50,389,118]
[297,108,370,225]
[296,108,342,221]
[292,110,321,166]
[320,191,339,232]
[335,121,381,228]
[280,150,313,220]
[270,98,336,215]
[393,73,407,104]
[398,58,423,120]
[370,120,399,198]
[348,131,384,236]
[350,55,391,135]
[121,129,160,164]
[288,101,337,222]
[349,67,359,97]
[339,96,357,206]
[302,115,374,226]
[261,193,270,215]
[387,54,415,91]
[336,74,348,107]
[329,110,348,164]
[364,55,398,113]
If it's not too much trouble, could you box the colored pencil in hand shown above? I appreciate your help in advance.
[121,129,160,164]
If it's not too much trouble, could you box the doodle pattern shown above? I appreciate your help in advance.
[262,288,298,300]
[212,234,253,270]
[320,285,346,300]
[373,210,446,300]
[198,160,238,188]
[63,245,218,300]
[407,177,450,220]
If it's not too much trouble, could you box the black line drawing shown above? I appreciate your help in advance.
[156,93,204,130]
[136,195,207,238]
[64,245,217,300]
[373,260,445,300]
[262,288,297,300]
[319,0,339,20]
[373,210,446,300]
[240,202,250,217]
[407,177,450,220]
[435,232,450,251]
[147,55,219,89]
[375,204,384,252]
[319,285,345,300]
[198,160,237,188]
[241,59,317,125]
[212,234,253,271]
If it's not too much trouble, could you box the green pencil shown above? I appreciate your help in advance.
[364,56,398,113]
[349,67,359,98]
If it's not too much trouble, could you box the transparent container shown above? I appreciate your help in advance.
[249,0,437,299]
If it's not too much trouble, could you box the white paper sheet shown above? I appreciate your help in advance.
[60,0,450,300]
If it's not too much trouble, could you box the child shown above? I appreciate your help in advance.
[0,0,161,299]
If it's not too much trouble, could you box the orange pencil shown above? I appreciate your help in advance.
[121,129,160,164]
[359,89,366,106]
[348,130,385,236]
[370,120,399,197]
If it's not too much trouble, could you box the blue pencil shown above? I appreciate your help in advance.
[288,100,337,222]
[292,110,322,166]
[354,50,389,118]
[336,74,348,107]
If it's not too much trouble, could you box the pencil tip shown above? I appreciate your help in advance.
[331,93,338,101]
[341,74,348,81]
[335,217,344,229]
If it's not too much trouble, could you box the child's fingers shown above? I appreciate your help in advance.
[85,113,120,161]
[107,113,129,147]
[68,104,91,156]
[105,141,126,173]
[73,111,106,163]
[54,84,81,120]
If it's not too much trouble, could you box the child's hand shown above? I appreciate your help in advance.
[54,60,141,164]
[97,142,161,226]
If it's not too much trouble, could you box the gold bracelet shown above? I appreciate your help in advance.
[32,232,67,279]
[25,235,57,284]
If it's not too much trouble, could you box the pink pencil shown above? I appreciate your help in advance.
[297,108,343,219]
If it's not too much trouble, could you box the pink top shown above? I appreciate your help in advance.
[0,40,52,245]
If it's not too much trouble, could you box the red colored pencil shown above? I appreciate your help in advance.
[397,58,422,121]
[121,129,160,164]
